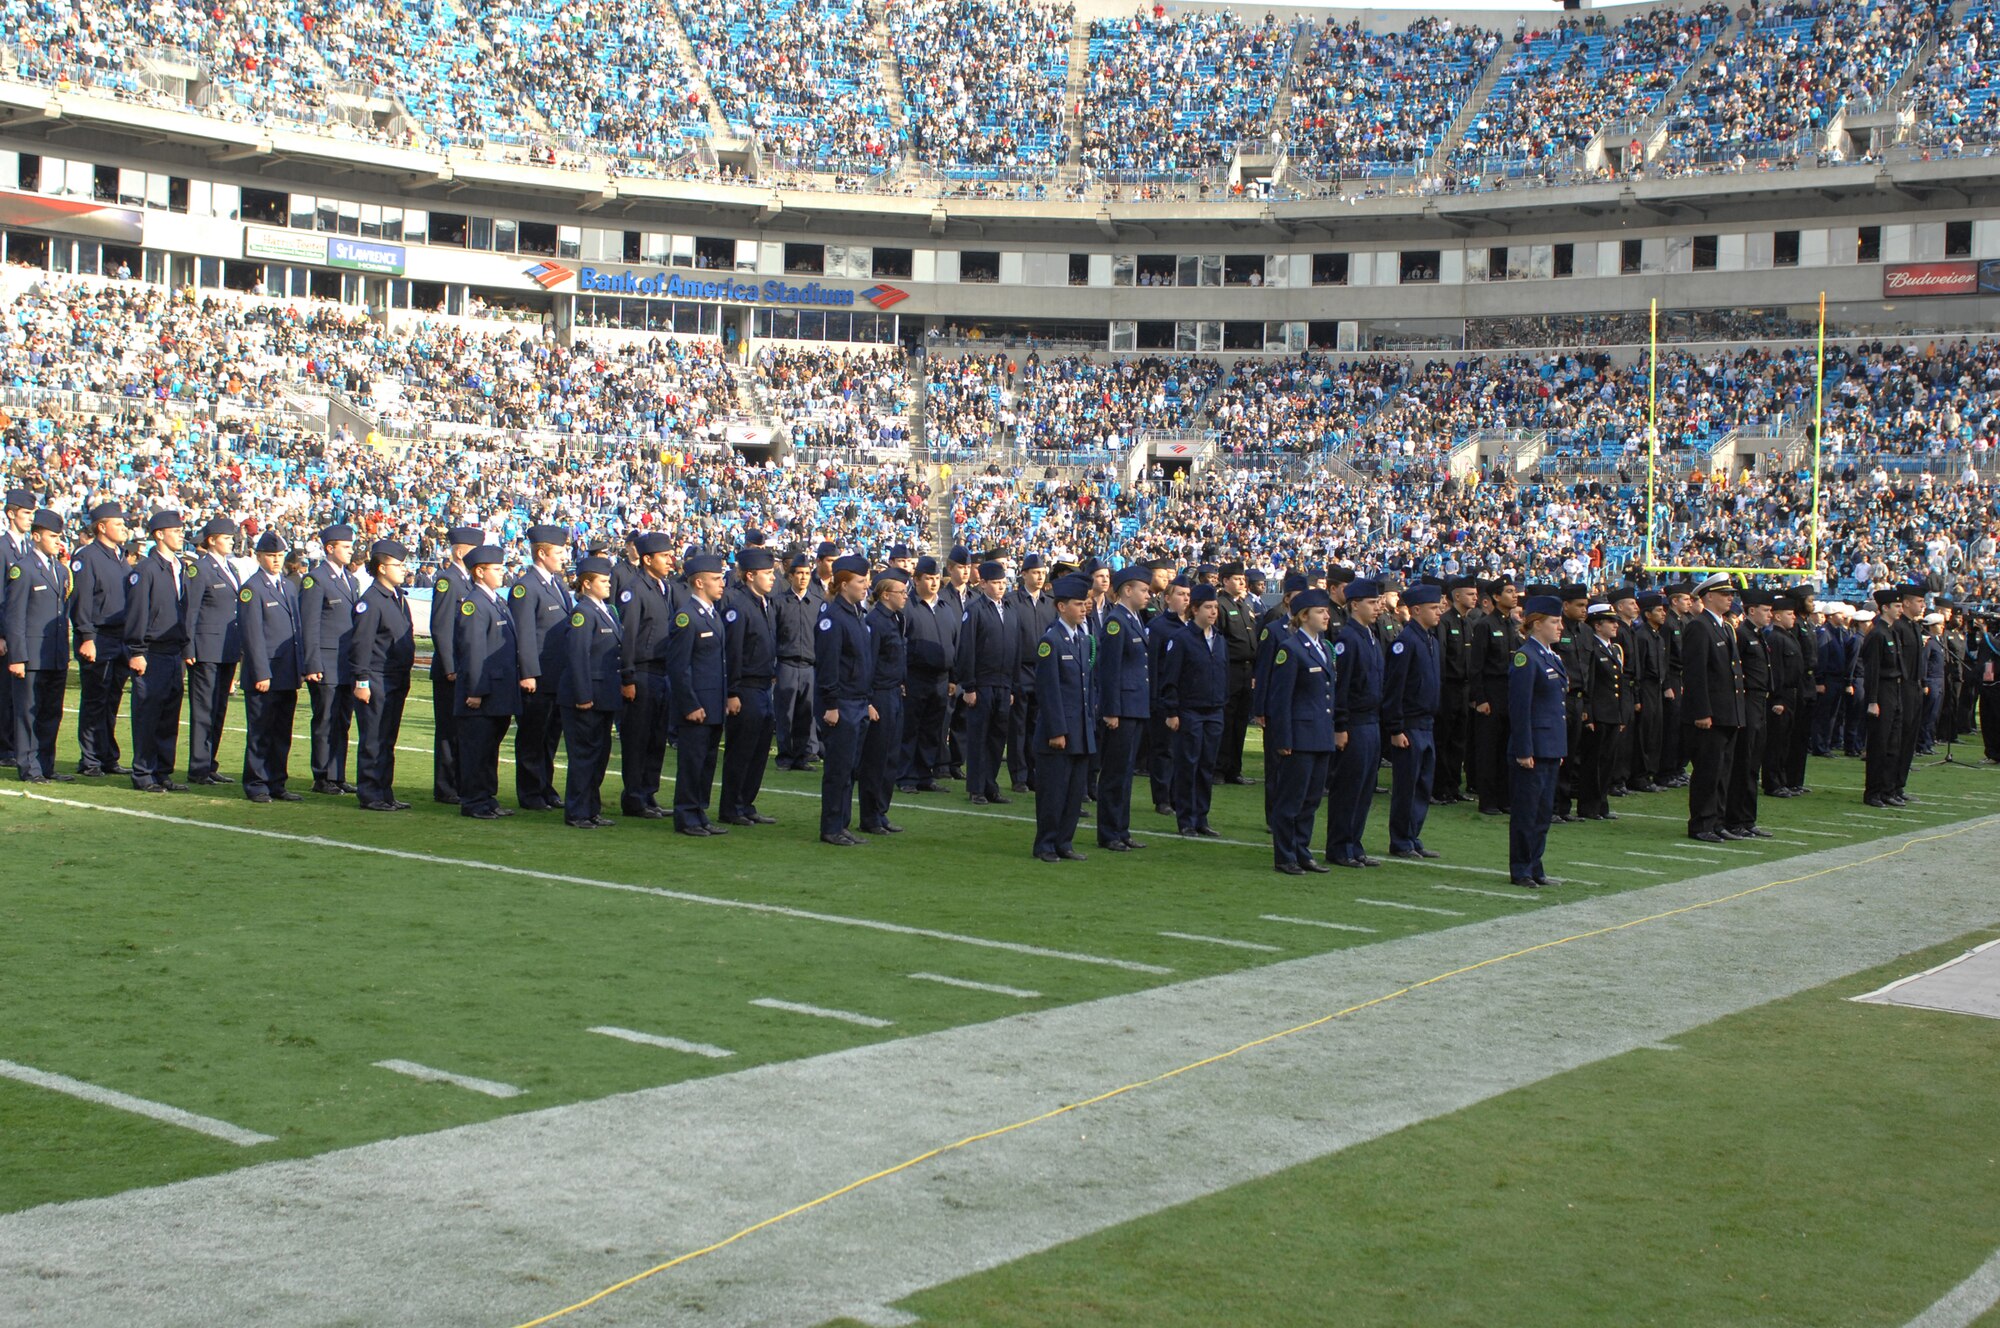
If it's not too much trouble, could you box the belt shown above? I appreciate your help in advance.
[780,657,814,667]
[738,675,774,688]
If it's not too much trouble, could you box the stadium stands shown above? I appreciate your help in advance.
[1288,18,1500,177]
[1078,8,1293,177]
[889,0,1073,178]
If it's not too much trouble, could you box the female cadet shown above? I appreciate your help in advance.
[1508,593,1569,887]
[349,539,415,812]
[815,554,875,846]
[1263,587,1336,875]
[858,568,909,835]
[560,556,622,829]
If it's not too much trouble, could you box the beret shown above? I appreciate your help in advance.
[1402,584,1442,607]
[832,554,870,577]
[576,556,614,577]
[1190,583,1219,605]
[254,530,286,554]
[977,560,1007,582]
[4,487,35,510]
[30,507,62,533]
[635,533,673,556]
[685,553,726,576]
[1051,573,1091,602]
[1347,578,1382,600]
[447,526,484,546]
[465,546,504,568]
[369,539,410,562]
[1082,558,1103,576]
[1772,593,1801,613]
[1114,565,1151,589]
[146,510,184,533]
[1292,588,1332,612]
[320,523,355,543]
[1523,595,1563,617]
[736,547,775,572]
[1052,561,1080,579]
[1475,578,1501,595]
[1281,571,1308,595]
[914,556,940,576]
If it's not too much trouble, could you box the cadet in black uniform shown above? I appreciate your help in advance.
[816,554,875,846]
[6,507,71,782]
[1552,586,1591,822]
[455,546,523,820]
[859,569,909,835]
[1093,565,1152,852]
[1469,578,1521,815]
[667,552,730,836]
[1658,583,1693,785]
[1215,562,1259,784]
[1681,574,1746,841]
[1723,589,1775,839]
[1509,595,1569,887]
[1576,602,1628,821]
[182,517,243,785]
[1031,573,1097,862]
[1970,612,2000,761]
[1146,577,1190,815]
[720,546,779,826]
[349,540,415,812]
[1633,592,1670,790]
[427,525,481,805]
[236,530,304,802]
[69,502,132,776]
[300,524,360,794]
[1161,583,1228,837]
[1785,586,1819,787]
[1433,576,1478,803]
[956,560,1018,805]
[617,532,678,819]
[774,553,821,771]
[1384,583,1443,858]
[123,510,190,792]
[507,525,571,811]
[1326,578,1385,868]
[1892,585,1928,799]
[1763,593,1808,795]
[561,557,622,829]
[1006,555,1054,793]
[1859,589,1906,804]
[1265,588,1336,873]
[898,555,957,793]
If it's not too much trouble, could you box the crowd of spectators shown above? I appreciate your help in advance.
[923,352,1009,458]
[751,345,911,455]
[889,0,1072,175]
[1010,353,1220,455]
[1904,3,2000,143]
[1204,355,1401,455]
[1286,18,1499,175]
[1078,7,1292,177]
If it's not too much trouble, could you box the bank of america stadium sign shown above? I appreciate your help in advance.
[528,263,907,310]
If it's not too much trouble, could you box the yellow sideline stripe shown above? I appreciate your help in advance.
[509,816,1999,1327]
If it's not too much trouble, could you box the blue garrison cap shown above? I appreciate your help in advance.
[1190,583,1219,605]
[635,533,673,556]
[464,546,504,568]
[684,553,726,576]
[832,554,870,577]
[1113,565,1150,589]
[320,523,355,544]
[1523,594,1563,617]
[1051,574,1091,602]
[254,530,286,554]
[1292,588,1333,612]
[977,560,1006,582]
[737,547,775,572]
[1346,578,1383,600]
[914,556,940,576]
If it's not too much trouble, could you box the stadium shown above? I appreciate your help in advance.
[2,0,1999,1320]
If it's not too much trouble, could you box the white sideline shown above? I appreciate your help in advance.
[907,974,1042,999]
[1158,931,1282,953]
[0,1058,276,1147]
[1903,1245,2000,1328]
[373,1059,524,1098]
[1355,898,1464,917]
[587,1027,734,1059]
[750,999,893,1029]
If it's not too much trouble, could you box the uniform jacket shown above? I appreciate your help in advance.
[775,586,820,665]
[1146,610,1185,713]
[1737,620,1771,701]
[1332,618,1384,729]
[955,593,1018,690]
[666,595,728,720]
[1263,629,1335,753]
[560,597,624,711]
[236,567,303,691]
[1094,601,1150,719]
[182,552,244,665]
[866,603,908,706]
[722,583,778,692]
[68,539,128,661]
[4,542,69,669]
[455,586,522,716]
[1381,618,1440,734]
[1216,590,1258,666]
[617,573,678,681]
[1766,625,1807,709]
[510,567,572,682]
[429,562,470,678]
[1859,619,1904,704]
[1580,634,1630,726]
[1469,610,1522,713]
[1159,620,1228,713]
[122,550,189,656]
[814,595,875,711]
[1251,617,1291,721]
[1008,588,1057,691]
[350,580,415,689]
[902,592,959,677]
[1032,620,1098,753]
[1508,635,1570,760]
[299,559,361,682]
[1680,610,1746,727]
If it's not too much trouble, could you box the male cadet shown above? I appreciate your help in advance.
[1785,586,1820,786]
[426,525,481,805]
[181,516,243,786]
[1383,582,1443,859]
[6,507,71,782]
[1251,572,1304,830]
[1763,593,1808,795]
[774,552,821,771]
[898,555,956,794]
[1551,585,1591,822]
[1432,575,1478,803]
[1093,564,1152,853]
[1031,573,1097,862]
[1858,590,1907,803]
[509,525,572,811]
[617,532,678,819]
[859,568,909,835]
[350,540,417,812]
[300,523,361,794]
[1681,574,1746,841]
[956,559,1018,805]
[611,531,643,607]
[1722,588,1775,839]
[1813,603,1855,756]
[1618,586,1664,793]
[719,546,779,826]
[1265,587,1336,874]
[1892,584,1929,799]
[1326,577,1386,868]
[1214,561,1259,785]
[0,486,36,769]
[1160,582,1227,838]
[1918,610,1949,754]
[122,511,191,793]
[1469,577,1521,815]
[1006,554,1055,794]
[942,545,977,777]
[1969,611,2000,761]
[1146,575,1190,815]
[454,546,523,820]
[236,530,304,802]
[561,556,622,829]
[1844,606,1873,757]
[667,552,729,836]
[886,544,916,575]
[1575,601,1629,821]
[69,501,132,776]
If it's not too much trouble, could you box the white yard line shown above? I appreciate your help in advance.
[1573,860,1665,875]
[0,1057,276,1146]
[1903,1245,2000,1328]
[373,1059,524,1099]
[1374,856,1514,879]
[1158,932,1283,953]
[587,1027,734,1059]
[1783,827,1848,838]
[1354,898,1465,917]
[1432,883,1548,902]
[750,999,894,1029]
[1259,914,1378,934]
[907,974,1042,1000]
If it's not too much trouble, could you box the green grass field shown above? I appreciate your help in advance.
[5,674,1998,1323]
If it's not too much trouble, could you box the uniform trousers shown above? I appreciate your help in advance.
[515,691,562,809]
[128,653,184,788]
[240,686,297,797]
[1508,760,1560,881]
[1863,688,1905,799]
[1658,689,1686,778]
[859,693,902,829]
[1434,682,1470,799]
[898,672,949,784]
[1170,709,1222,831]
[457,712,511,816]
[819,702,869,836]
[963,685,1011,802]
[1763,703,1796,792]
[0,654,13,765]
[1387,725,1436,853]
[1146,714,1175,809]
[1218,663,1253,779]
[1633,683,1663,784]
[672,719,723,830]
[1785,692,1813,786]
[306,679,352,786]
[185,660,234,781]
[1095,716,1142,846]
[11,668,64,778]
[1006,687,1039,789]
[720,683,775,819]
[1684,721,1735,836]
[1577,721,1617,819]
[1981,687,2000,760]
[1325,719,1381,864]
[560,707,614,823]
[1894,686,1924,792]
[353,677,408,806]
[775,661,818,764]
[75,654,126,772]
[430,674,460,801]
[1032,747,1089,857]
[1472,707,1513,813]
[618,670,670,814]
[1270,749,1330,867]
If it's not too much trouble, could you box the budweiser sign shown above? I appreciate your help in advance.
[1883,261,1977,298]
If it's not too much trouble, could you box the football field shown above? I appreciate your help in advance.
[3,674,1997,1326]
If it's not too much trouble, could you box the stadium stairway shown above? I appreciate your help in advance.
[865,0,911,137]
[1430,34,1516,165]
[1631,17,1739,147]
[655,4,739,146]
[1060,17,1090,178]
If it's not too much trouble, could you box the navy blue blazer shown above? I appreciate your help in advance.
[666,595,728,720]
[237,568,303,691]
[299,560,360,682]
[815,595,875,711]
[1332,618,1383,729]
[68,539,128,661]
[1093,602,1150,719]
[1508,635,1569,760]
[123,551,189,656]
[1264,630,1335,754]
[1381,621,1440,735]
[560,597,624,711]
[509,568,572,682]
[5,544,69,670]
[182,553,243,665]
[955,592,1018,691]
[1033,621,1098,752]
[454,587,521,716]
[1159,621,1227,713]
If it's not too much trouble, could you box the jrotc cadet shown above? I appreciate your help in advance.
[611,532,642,606]
[1251,572,1303,831]
[617,531,678,820]
[897,555,956,794]
[1681,574,1746,841]
[667,552,730,836]
[774,552,821,771]
[1784,586,1820,788]
[1433,575,1478,804]
[815,554,875,846]
[1604,586,1644,795]
[1551,586,1590,822]
[1655,583,1693,786]
[560,556,622,829]
[1861,588,1912,806]
[886,544,916,576]
[426,525,481,805]
[859,568,909,835]
[1815,603,1857,756]
[1508,595,1570,888]
[0,486,34,769]
[1006,554,1054,794]
[1969,611,2000,761]
[1215,562,1259,785]
[1892,584,1928,799]
[1469,577,1521,815]
[1635,592,1672,789]
[69,502,132,776]
[300,523,360,794]
[1093,564,1152,853]
[1723,589,1775,839]
[1917,610,1949,755]
[1575,601,1628,821]
[1945,601,1973,742]
[956,559,1018,805]
[1325,577,1385,868]
[454,546,522,820]
[1383,582,1443,859]
[235,530,304,802]
[123,510,191,793]
[1620,587,1664,793]
[1030,573,1097,863]
[349,539,416,812]
[812,541,840,600]
[719,546,780,826]
[1160,582,1227,838]
[181,517,243,786]
[508,525,572,812]
[6,507,71,782]
[1146,576,1191,815]
[1845,606,1874,757]
[1763,593,1808,795]
[1265,587,1335,874]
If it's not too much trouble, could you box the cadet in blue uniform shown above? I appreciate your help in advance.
[816,554,875,845]
[69,502,131,776]
[667,552,729,836]
[1265,588,1336,873]
[1093,565,1152,852]
[182,517,243,785]
[1508,595,1570,887]
[510,524,572,811]
[349,540,416,812]
[898,556,957,793]
[859,569,909,834]
[300,524,360,794]
[1325,577,1386,867]
[236,530,304,802]
[123,510,191,792]
[426,525,481,804]
[1160,583,1227,836]
[1031,573,1098,861]
[617,532,678,819]
[455,546,523,819]
[1146,578,1190,815]
[720,546,779,826]
[1383,583,1444,859]
[955,560,1018,805]
[561,557,622,828]
[6,507,71,782]
[0,486,31,769]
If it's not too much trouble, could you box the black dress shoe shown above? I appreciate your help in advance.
[1552,812,1576,824]
[464,808,502,820]
[1513,877,1542,889]
[1717,828,1746,840]
[823,832,864,847]
[1738,826,1773,838]
[677,825,712,837]
[1010,783,1031,794]
[968,795,991,806]
[493,807,516,817]
[864,821,903,834]
[48,772,76,783]
[517,801,552,812]
[590,815,616,828]
[913,781,945,793]
[189,775,222,787]
[434,795,462,805]
[1222,775,1258,785]
[1121,838,1145,849]
[210,773,235,784]
[1331,857,1366,869]
[1355,855,1382,867]
[702,822,728,835]
[566,819,599,829]
[1058,849,1087,861]
[1533,874,1563,888]
[1591,812,1619,822]
[896,784,920,795]
[158,781,190,792]
[639,806,672,819]
[313,781,339,795]
[1885,794,1908,807]
[360,800,401,812]
[245,793,273,804]
[1390,849,1426,860]
[1301,860,1331,873]
[1480,806,1505,816]
[1154,804,1175,816]
[722,815,757,826]
[108,764,133,776]
[76,766,106,778]
[749,813,777,824]
[1034,851,1063,863]
[1691,831,1725,843]
[274,790,303,802]
[1275,862,1306,875]
[388,799,411,811]
[1104,841,1133,852]
[338,782,360,795]
[794,762,817,773]
[1194,826,1221,838]
[987,794,1013,805]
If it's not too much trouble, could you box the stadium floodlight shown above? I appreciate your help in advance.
[1642,294,1827,581]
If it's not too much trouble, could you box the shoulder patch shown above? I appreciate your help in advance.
[435,575,449,594]
[1333,641,1345,656]
[1274,647,1287,665]
[128,571,140,586]
[355,601,368,615]
[675,612,690,628]
[1038,641,1052,658]
[619,589,632,604]
[70,558,83,571]
[1392,640,1405,655]
[6,565,16,580]
[1258,626,1268,641]
[461,600,476,616]
[239,587,253,602]
[1513,650,1528,667]
[511,584,526,599]
[302,575,315,589]
[1106,619,1120,636]
[818,617,832,632]
[724,608,738,624]
[185,563,197,578]
[570,611,585,628]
